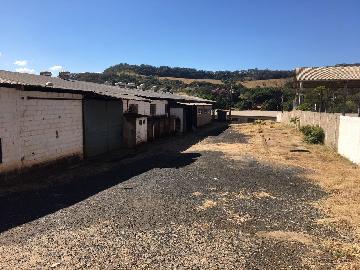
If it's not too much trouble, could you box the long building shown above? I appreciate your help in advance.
[0,70,214,174]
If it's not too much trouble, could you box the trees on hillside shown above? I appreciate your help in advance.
[103,63,294,81]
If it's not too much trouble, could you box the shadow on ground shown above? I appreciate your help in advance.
[0,123,229,233]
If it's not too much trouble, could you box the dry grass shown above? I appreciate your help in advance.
[256,230,313,245]
[186,122,360,268]
[239,78,293,88]
[158,76,224,85]
[197,199,217,211]
[159,76,293,89]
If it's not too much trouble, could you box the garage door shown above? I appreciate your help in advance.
[83,99,123,158]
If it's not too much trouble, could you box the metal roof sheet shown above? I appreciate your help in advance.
[0,70,214,103]
[0,70,148,101]
[178,102,213,106]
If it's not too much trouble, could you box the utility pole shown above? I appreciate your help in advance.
[229,84,233,122]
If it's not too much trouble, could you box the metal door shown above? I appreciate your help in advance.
[83,99,123,158]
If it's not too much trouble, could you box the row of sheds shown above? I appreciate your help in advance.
[0,70,213,174]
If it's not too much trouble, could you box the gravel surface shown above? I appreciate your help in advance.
[0,124,340,269]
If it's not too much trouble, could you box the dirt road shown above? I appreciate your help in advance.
[0,122,359,269]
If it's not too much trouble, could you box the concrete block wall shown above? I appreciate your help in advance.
[0,87,83,173]
[135,117,147,144]
[197,105,212,127]
[278,110,360,165]
[170,108,184,132]
[0,88,21,172]
[150,100,168,116]
[278,110,340,149]
[123,99,168,116]
[123,100,150,115]
[338,116,360,164]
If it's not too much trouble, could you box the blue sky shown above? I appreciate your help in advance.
[0,0,359,74]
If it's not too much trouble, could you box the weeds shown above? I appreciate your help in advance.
[300,125,325,144]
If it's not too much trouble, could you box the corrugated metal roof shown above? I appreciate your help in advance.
[178,102,213,106]
[0,70,148,101]
[0,70,214,103]
[296,66,360,81]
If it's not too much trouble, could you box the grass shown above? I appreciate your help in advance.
[239,78,293,88]
[158,76,224,85]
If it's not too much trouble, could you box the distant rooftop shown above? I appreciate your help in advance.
[296,66,360,82]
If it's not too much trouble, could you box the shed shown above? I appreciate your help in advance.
[123,113,147,148]
[0,70,146,173]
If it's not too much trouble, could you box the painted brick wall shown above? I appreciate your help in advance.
[0,87,21,172]
[0,87,83,173]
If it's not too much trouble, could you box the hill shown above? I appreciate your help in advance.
[104,63,294,82]
[69,63,296,111]
[70,63,294,90]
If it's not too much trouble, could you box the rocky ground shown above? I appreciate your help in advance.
[0,122,359,269]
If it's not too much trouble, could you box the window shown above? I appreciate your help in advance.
[150,104,157,116]
[128,104,138,114]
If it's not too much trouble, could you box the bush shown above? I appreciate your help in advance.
[297,103,312,111]
[300,125,325,144]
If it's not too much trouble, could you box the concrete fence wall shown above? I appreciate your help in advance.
[277,110,360,165]
[277,110,340,149]
[338,116,360,164]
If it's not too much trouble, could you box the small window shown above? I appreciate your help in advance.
[150,104,156,116]
[128,104,138,114]
[139,120,142,125]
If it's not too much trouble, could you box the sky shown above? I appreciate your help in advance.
[0,0,359,75]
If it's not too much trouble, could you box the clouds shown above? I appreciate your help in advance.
[13,59,35,74]
[49,65,63,72]
[14,60,28,66]
[15,67,36,74]
[10,57,64,75]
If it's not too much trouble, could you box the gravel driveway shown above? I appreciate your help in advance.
[0,123,343,269]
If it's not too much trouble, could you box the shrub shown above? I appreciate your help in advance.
[299,125,325,144]
[297,103,312,111]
